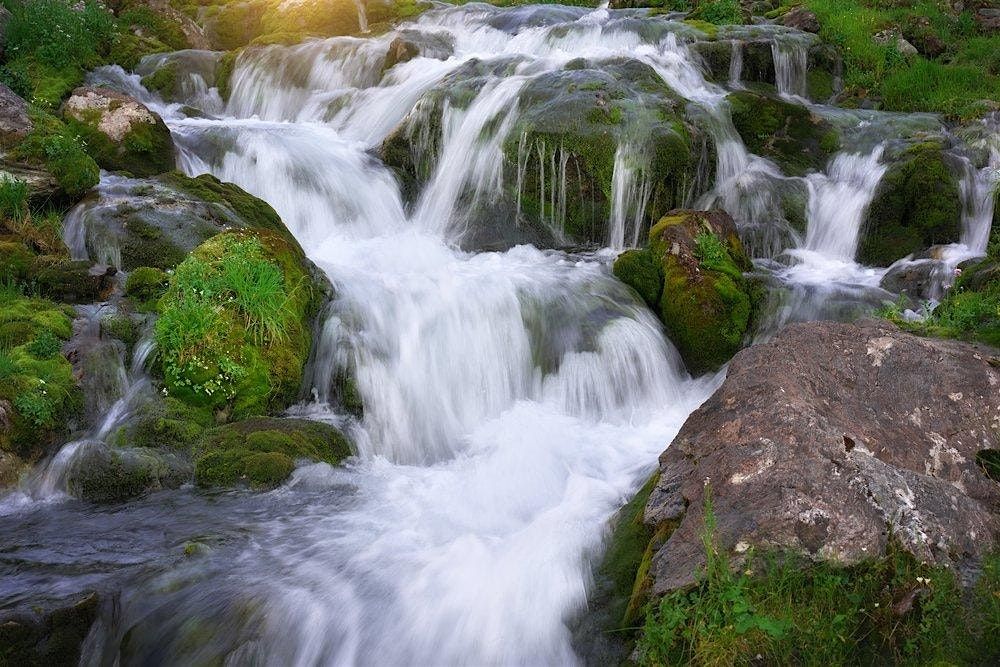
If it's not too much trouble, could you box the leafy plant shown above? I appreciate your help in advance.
[26,330,62,359]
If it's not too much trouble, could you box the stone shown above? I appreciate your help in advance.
[383,29,454,71]
[61,86,174,177]
[0,82,32,147]
[638,319,1000,596]
[781,6,820,33]
[896,37,919,58]
[0,591,100,666]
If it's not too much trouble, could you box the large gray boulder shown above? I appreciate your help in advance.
[640,319,1000,595]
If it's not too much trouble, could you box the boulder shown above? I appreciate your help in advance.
[194,417,352,489]
[65,441,192,503]
[0,82,32,147]
[4,110,100,202]
[32,260,118,304]
[382,57,709,249]
[860,143,962,266]
[727,90,840,176]
[613,209,760,373]
[64,171,298,271]
[0,591,100,666]
[635,319,1000,600]
[155,229,331,419]
[781,6,819,33]
[61,86,174,177]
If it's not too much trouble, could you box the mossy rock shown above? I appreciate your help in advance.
[155,229,328,418]
[65,442,192,503]
[109,32,172,72]
[0,240,35,281]
[7,109,100,201]
[613,209,760,373]
[69,171,297,271]
[727,90,840,176]
[124,266,169,312]
[0,294,80,460]
[31,260,117,304]
[113,396,214,452]
[194,417,352,489]
[859,143,962,266]
[3,56,84,110]
[140,62,180,99]
[61,86,175,178]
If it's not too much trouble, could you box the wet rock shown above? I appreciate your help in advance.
[195,417,352,489]
[383,56,710,249]
[879,258,943,300]
[781,6,819,33]
[61,86,174,177]
[0,82,32,147]
[64,171,297,271]
[0,591,100,666]
[0,161,61,202]
[66,441,192,503]
[638,319,1000,595]
[155,229,331,418]
[0,448,24,488]
[860,142,962,266]
[613,209,760,373]
[727,89,840,176]
[32,260,118,304]
[383,29,454,71]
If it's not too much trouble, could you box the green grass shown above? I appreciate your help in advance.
[636,483,1000,665]
[0,179,29,224]
[803,0,999,119]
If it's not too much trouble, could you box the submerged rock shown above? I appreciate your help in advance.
[613,209,760,374]
[633,319,1000,599]
[61,86,175,178]
[860,143,962,266]
[194,417,352,489]
[0,591,100,666]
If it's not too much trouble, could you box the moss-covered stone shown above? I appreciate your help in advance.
[613,209,759,373]
[124,266,169,312]
[31,259,117,304]
[727,90,839,176]
[61,86,175,177]
[859,143,962,266]
[66,442,192,503]
[70,171,297,271]
[0,240,35,281]
[155,229,325,418]
[0,592,99,667]
[114,396,214,452]
[194,417,352,489]
[140,62,180,99]
[8,109,100,201]
[0,294,80,461]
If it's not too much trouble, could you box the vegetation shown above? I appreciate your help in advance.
[194,418,352,489]
[799,0,1000,119]
[0,281,79,460]
[154,230,318,418]
[635,485,1000,665]
[8,110,101,200]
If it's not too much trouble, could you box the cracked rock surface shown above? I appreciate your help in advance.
[645,319,1000,594]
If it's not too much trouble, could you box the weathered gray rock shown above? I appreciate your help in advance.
[643,319,1000,595]
[66,441,192,503]
[383,29,454,71]
[0,82,32,147]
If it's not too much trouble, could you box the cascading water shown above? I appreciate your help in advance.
[2,5,996,665]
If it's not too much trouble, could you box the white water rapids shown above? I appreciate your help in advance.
[2,4,997,665]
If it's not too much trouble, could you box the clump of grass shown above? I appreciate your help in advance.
[636,483,1000,664]
[154,231,309,415]
[0,179,29,224]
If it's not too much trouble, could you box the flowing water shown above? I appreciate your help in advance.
[1,4,996,665]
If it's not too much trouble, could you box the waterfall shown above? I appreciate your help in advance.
[773,36,809,99]
[608,143,654,250]
[803,147,888,261]
[728,40,743,88]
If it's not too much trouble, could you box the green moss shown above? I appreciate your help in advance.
[4,56,84,109]
[0,291,79,459]
[157,172,291,242]
[682,20,720,39]
[0,241,36,282]
[860,143,961,266]
[9,109,100,200]
[109,32,170,72]
[125,266,169,312]
[727,91,839,176]
[122,397,213,451]
[617,211,758,373]
[64,107,174,178]
[141,63,179,99]
[807,68,836,102]
[118,6,190,52]
[155,230,317,418]
[613,248,663,309]
[194,417,352,489]
[215,50,240,102]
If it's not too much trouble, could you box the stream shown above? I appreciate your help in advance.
[1,4,997,665]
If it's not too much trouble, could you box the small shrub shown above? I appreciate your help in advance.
[692,0,743,25]
[0,179,30,224]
